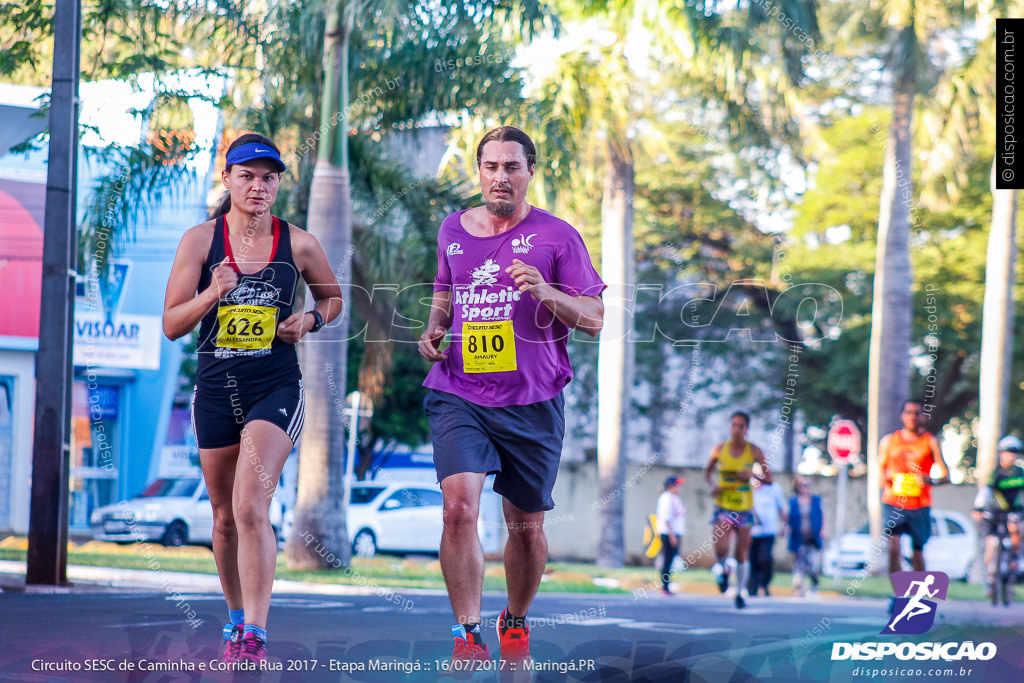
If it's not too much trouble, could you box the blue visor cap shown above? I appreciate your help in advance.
[225,142,286,173]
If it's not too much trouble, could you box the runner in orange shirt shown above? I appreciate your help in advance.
[878,399,950,587]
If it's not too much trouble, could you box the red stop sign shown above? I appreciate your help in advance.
[828,420,861,460]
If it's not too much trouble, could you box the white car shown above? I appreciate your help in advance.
[347,482,445,557]
[823,508,977,581]
[89,477,283,548]
[346,481,498,557]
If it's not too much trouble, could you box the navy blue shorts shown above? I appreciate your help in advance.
[192,380,304,449]
[882,503,932,551]
[424,389,565,513]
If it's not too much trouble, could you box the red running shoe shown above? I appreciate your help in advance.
[496,609,531,670]
[444,625,491,680]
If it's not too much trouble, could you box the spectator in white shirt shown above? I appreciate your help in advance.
[656,476,686,595]
[748,478,788,597]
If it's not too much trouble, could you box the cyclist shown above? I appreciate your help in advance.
[973,435,1024,598]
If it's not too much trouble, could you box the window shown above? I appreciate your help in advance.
[415,489,443,507]
[382,489,421,510]
[140,478,199,498]
[945,517,966,535]
[351,486,386,505]
[0,378,12,530]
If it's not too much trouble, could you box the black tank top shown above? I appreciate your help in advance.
[196,215,302,392]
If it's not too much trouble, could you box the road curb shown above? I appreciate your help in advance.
[0,559,450,597]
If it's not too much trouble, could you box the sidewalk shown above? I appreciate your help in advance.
[0,559,449,597]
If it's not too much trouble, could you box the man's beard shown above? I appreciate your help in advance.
[485,199,515,217]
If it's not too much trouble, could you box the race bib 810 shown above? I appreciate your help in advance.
[462,320,517,373]
[216,304,277,350]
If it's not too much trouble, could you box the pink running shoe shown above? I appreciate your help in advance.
[221,624,243,663]
[237,631,266,664]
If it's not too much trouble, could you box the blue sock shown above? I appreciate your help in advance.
[228,609,245,626]
[244,624,267,642]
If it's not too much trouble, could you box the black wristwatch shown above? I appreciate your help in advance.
[307,310,325,333]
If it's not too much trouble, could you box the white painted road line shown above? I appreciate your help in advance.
[619,622,733,635]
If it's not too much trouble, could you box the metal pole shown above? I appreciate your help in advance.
[26,0,81,585]
[833,461,849,586]
[341,392,360,520]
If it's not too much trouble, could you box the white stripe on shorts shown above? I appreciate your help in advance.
[190,389,197,442]
[287,382,305,441]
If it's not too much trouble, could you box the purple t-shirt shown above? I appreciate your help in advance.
[423,207,606,407]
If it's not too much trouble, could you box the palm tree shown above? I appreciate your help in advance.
[286,0,357,571]
[865,23,915,540]
[529,0,820,567]
[864,0,967,541]
[521,27,640,567]
[978,172,1017,481]
[970,0,1016,481]
[875,0,1006,487]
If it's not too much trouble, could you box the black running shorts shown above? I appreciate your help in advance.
[882,503,932,551]
[192,380,304,449]
[424,389,565,513]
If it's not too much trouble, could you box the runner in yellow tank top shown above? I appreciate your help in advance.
[715,441,756,510]
[703,411,772,609]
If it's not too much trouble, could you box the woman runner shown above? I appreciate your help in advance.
[163,133,342,663]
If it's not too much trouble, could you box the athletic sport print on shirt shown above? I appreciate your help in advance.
[458,259,523,373]
[424,207,606,407]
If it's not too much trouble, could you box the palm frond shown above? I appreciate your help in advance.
[79,142,197,309]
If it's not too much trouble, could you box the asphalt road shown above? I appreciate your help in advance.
[1,582,1022,682]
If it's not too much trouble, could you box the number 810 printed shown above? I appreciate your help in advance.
[466,333,506,353]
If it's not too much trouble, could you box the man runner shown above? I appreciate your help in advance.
[878,398,950,592]
[703,411,772,609]
[418,126,605,674]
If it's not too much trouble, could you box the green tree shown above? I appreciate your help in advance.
[515,0,823,566]
[789,108,1019,478]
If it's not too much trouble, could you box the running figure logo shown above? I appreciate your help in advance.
[469,259,501,286]
[882,571,949,635]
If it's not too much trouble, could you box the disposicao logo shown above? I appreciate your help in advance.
[883,571,947,635]
[831,571,997,662]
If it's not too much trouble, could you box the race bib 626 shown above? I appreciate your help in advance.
[216,304,277,350]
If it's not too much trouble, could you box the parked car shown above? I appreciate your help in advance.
[89,477,283,548]
[346,481,449,557]
[823,508,977,581]
[339,480,498,557]
[281,478,503,557]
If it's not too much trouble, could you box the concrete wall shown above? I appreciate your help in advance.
[546,463,980,568]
